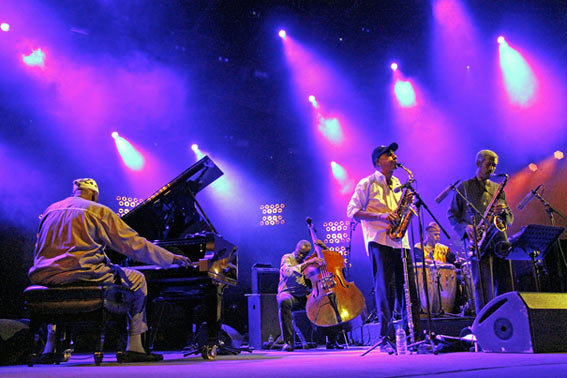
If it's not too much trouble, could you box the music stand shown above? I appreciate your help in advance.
[504,224,565,291]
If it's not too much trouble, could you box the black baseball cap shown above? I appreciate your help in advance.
[372,142,398,167]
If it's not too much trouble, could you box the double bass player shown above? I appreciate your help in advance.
[277,240,344,351]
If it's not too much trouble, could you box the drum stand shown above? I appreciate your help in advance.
[428,259,460,318]
[456,261,475,317]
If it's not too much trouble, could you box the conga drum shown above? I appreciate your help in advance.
[435,263,457,314]
[414,263,440,315]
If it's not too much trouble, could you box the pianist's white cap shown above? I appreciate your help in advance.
[73,178,99,194]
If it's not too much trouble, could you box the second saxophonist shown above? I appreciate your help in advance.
[347,143,421,341]
[447,149,514,314]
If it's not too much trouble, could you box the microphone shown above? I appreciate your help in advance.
[517,184,543,210]
[435,179,461,204]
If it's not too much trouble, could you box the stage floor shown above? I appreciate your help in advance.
[1,347,567,378]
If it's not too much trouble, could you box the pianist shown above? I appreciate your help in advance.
[29,178,191,363]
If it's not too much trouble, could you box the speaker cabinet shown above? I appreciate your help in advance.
[246,294,280,349]
[251,267,279,294]
[472,292,567,353]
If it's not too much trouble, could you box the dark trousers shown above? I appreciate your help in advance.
[369,242,421,339]
[276,292,307,344]
[471,254,514,314]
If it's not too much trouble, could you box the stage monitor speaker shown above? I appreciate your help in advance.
[472,291,567,353]
[246,294,280,349]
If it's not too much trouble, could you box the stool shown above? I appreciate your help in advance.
[23,284,133,366]
[291,310,315,349]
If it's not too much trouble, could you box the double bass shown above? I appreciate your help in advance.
[304,217,365,327]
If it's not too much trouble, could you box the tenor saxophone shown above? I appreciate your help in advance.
[474,174,509,255]
[387,163,416,241]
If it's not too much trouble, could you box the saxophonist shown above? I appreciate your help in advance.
[347,143,421,341]
[447,149,514,314]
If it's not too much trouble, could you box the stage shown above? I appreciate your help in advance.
[1,2,566,377]
[1,348,567,378]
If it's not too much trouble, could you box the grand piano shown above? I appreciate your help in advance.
[116,156,238,359]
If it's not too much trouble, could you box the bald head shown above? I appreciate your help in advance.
[294,240,312,262]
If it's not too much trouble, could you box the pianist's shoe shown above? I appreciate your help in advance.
[37,352,69,364]
[117,350,164,363]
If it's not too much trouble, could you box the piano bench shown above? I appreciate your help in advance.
[23,284,133,366]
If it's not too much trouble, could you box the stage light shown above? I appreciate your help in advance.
[554,151,564,160]
[116,196,143,216]
[113,134,145,171]
[322,219,351,253]
[329,161,354,194]
[390,62,398,71]
[190,143,204,159]
[259,203,286,226]
[499,40,536,106]
[497,36,505,44]
[330,161,346,180]
[278,30,286,39]
[0,23,9,32]
[394,80,417,108]
[22,48,46,68]
[317,115,343,144]
[308,95,318,108]
[528,163,538,172]
[111,131,119,138]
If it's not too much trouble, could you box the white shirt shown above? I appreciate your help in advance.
[347,171,410,255]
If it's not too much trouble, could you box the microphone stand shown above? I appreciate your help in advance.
[532,191,567,290]
[451,186,492,314]
[345,220,358,281]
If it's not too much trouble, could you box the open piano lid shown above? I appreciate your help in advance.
[121,155,223,241]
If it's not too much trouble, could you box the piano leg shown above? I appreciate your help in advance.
[200,282,226,360]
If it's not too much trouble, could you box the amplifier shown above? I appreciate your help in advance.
[246,294,280,349]
[251,266,279,294]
